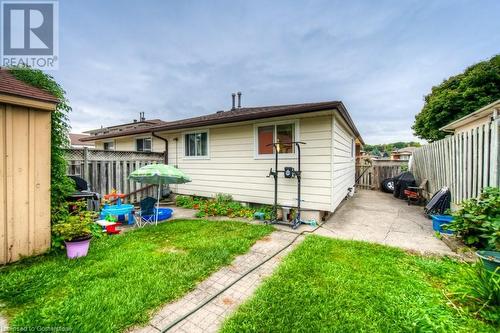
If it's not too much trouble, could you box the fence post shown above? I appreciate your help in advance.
[490,112,499,187]
[82,147,89,183]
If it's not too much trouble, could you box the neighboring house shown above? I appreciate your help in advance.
[391,147,416,160]
[85,112,166,152]
[69,133,95,149]
[81,100,363,217]
[440,99,500,134]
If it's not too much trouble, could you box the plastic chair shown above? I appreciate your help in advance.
[135,197,157,227]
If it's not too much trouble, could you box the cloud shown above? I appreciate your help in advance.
[55,0,500,143]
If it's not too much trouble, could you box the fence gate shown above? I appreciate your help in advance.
[356,159,408,190]
[65,148,165,203]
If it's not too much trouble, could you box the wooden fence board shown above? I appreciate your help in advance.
[65,149,164,203]
[411,118,499,204]
[355,160,408,190]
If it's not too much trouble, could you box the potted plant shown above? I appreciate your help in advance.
[52,201,99,259]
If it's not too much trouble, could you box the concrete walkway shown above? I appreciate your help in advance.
[130,230,302,333]
[314,190,454,255]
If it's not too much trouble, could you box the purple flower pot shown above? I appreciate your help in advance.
[65,237,91,259]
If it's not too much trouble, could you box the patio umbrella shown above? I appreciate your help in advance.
[128,163,191,223]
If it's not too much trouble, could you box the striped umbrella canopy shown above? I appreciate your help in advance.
[129,164,191,224]
[128,163,191,185]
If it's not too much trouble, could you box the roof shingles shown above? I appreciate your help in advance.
[0,69,59,103]
[81,101,363,143]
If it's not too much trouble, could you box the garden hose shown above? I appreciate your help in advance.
[159,220,325,332]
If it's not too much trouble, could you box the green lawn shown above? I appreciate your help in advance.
[0,220,273,333]
[222,235,497,333]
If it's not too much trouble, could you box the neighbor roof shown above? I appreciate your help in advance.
[0,68,59,103]
[83,119,166,134]
[69,133,95,147]
[440,99,500,132]
[81,101,364,143]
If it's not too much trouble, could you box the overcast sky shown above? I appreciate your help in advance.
[53,0,500,144]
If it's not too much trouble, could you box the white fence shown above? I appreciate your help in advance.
[411,118,499,204]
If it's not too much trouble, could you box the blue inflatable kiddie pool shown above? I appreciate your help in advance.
[142,208,173,221]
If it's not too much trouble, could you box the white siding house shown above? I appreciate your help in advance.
[82,101,363,216]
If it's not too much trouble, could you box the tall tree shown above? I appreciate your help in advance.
[412,54,500,141]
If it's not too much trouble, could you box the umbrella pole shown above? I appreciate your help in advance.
[156,181,161,225]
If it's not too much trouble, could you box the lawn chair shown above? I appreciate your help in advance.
[134,197,157,227]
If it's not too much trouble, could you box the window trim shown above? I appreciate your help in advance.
[102,140,115,151]
[135,136,153,152]
[182,129,210,160]
[253,119,299,160]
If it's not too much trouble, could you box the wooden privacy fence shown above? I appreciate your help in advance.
[356,159,408,190]
[411,118,499,204]
[65,148,165,203]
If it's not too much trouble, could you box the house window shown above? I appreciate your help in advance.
[136,138,152,152]
[256,122,295,156]
[103,141,114,151]
[184,132,208,157]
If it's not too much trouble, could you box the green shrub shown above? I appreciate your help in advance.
[215,193,233,203]
[447,187,500,250]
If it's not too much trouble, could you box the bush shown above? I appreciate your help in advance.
[447,187,500,250]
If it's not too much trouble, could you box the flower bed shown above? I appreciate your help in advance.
[176,194,273,219]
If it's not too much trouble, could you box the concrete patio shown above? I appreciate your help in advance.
[314,189,454,256]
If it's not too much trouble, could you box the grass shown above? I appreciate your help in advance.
[0,219,273,332]
[222,235,498,333]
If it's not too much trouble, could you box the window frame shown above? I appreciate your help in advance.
[182,129,210,160]
[136,136,152,152]
[102,140,115,151]
[253,119,299,160]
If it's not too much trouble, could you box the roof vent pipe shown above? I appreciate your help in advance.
[231,93,236,110]
[237,91,242,108]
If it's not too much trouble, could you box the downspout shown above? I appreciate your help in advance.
[152,132,168,164]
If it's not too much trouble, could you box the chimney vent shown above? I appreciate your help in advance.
[237,91,242,108]
[231,93,236,110]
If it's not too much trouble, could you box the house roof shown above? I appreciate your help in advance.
[69,133,94,146]
[81,101,364,143]
[83,119,166,134]
[440,99,500,132]
[0,69,59,103]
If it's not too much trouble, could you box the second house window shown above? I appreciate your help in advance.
[136,138,152,152]
[185,132,208,157]
[256,122,295,156]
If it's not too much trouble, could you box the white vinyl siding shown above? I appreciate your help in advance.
[331,113,356,210]
[163,114,333,212]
